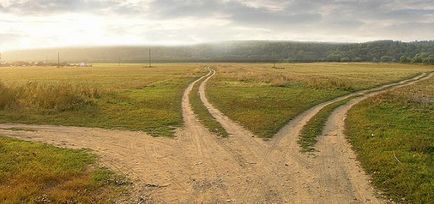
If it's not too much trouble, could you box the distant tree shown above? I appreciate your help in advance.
[340,57,351,62]
[400,56,411,63]
[422,55,434,64]
[380,56,394,62]
[412,52,430,63]
[353,57,363,62]
[326,53,342,62]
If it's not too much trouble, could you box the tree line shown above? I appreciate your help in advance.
[3,40,434,64]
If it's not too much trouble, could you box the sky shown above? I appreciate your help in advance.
[0,0,433,51]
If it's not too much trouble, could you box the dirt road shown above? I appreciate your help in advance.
[0,68,431,203]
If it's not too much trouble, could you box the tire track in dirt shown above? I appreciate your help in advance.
[198,67,285,203]
[257,72,430,203]
[176,69,246,203]
[200,67,317,202]
[312,72,433,203]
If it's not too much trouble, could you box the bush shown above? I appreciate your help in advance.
[0,81,100,112]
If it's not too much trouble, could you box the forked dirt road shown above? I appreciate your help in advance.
[0,68,432,203]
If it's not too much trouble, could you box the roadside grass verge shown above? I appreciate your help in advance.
[208,63,432,138]
[345,76,434,203]
[0,64,204,136]
[190,74,229,137]
[0,136,128,203]
[298,98,352,152]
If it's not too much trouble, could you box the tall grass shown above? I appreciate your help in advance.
[0,81,100,112]
[0,82,16,110]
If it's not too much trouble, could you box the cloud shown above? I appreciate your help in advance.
[0,33,22,49]
[0,0,433,50]
[0,0,143,15]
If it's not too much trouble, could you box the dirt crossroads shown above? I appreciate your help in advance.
[1,68,432,203]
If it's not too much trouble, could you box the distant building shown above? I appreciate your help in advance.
[79,62,92,67]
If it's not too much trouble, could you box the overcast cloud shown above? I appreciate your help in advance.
[0,0,433,50]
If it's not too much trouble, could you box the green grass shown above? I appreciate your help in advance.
[346,76,434,203]
[0,136,128,203]
[208,63,432,138]
[299,98,351,152]
[0,64,204,136]
[190,75,229,137]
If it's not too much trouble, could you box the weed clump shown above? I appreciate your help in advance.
[0,81,100,112]
[0,82,16,110]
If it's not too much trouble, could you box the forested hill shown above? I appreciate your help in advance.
[3,40,434,64]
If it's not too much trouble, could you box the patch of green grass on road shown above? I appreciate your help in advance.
[190,76,229,137]
[346,75,434,203]
[299,98,351,152]
[0,136,128,203]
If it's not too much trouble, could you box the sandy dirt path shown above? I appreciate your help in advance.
[0,67,431,203]
[199,67,285,203]
[313,72,434,203]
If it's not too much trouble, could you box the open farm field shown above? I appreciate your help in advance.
[0,64,204,136]
[207,63,433,137]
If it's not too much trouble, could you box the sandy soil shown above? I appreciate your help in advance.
[0,68,431,203]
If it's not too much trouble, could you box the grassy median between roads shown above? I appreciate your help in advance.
[299,98,351,152]
[346,75,434,203]
[190,76,229,137]
[0,64,204,136]
[208,63,431,138]
[0,136,128,203]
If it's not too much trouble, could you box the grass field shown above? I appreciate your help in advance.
[346,76,434,203]
[0,64,204,136]
[0,136,127,203]
[207,63,432,138]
